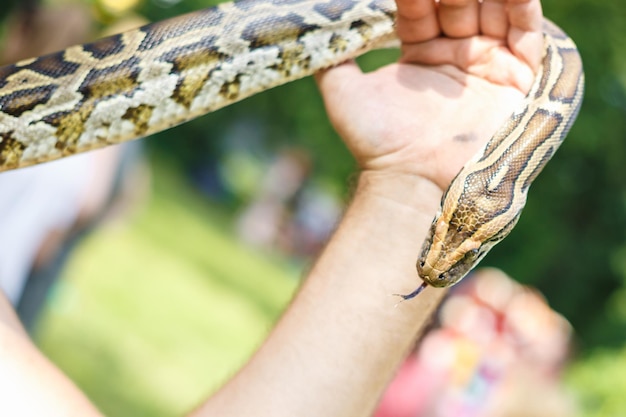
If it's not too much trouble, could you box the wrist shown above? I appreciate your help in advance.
[345,168,447,307]
[354,169,443,216]
[321,168,445,305]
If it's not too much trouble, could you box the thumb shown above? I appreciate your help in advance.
[315,59,364,105]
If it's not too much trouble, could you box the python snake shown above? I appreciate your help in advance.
[0,0,583,295]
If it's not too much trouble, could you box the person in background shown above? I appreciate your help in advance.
[237,147,342,257]
[0,1,148,330]
[375,268,577,417]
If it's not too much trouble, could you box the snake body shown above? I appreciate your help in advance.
[0,0,583,293]
[0,0,397,167]
[410,20,584,296]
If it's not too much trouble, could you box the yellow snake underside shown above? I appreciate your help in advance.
[0,0,584,293]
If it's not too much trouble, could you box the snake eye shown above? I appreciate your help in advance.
[457,225,463,232]
[419,260,425,268]
[438,273,446,280]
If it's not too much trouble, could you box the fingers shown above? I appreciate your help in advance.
[395,0,439,43]
[480,0,544,71]
[397,0,544,73]
[396,0,543,42]
[438,0,480,38]
[505,0,544,71]
[480,0,509,39]
[507,0,543,33]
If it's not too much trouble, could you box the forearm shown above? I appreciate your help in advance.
[0,294,102,417]
[193,171,449,417]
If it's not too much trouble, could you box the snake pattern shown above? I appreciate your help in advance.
[0,0,583,294]
[0,0,397,167]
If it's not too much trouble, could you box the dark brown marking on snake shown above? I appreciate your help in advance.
[83,34,126,60]
[487,217,518,245]
[242,13,320,48]
[0,65,50,91]
[329,33,350,53]
[313,0,357,21]
[0,85,57,117]
[541,20,570,40]
[534,44,553,100]
[561,78,584,136]
[521,109,563,148]
[368,0,395,19]
[173,69,212,108]
[478,108,528,163]
[521,145,555,191]
[349,20,373,40]
[44,106,92,154]
[161,37,228,108]
[232,0,259,11]
[78,57,141,100]
[436,210,522,288]
[138,8,224,52]
[47,58,142,151]
[549,48,583,103]
[272,44,309,77]
[23,52,81,79]
[350,19,367,31]
[0,132,25,168]
[219,75,241,100]
[122,104,155,136]
[0,65,25,89]
[462,109,562,221]
[159,36,226,73]
[234,0,308,11]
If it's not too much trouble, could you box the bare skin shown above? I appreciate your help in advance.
[0,0,543,416]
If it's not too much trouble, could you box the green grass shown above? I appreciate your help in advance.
[567,348,626,417]
[35,161,299,417]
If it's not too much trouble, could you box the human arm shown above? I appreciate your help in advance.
[192,0,544,416]
[0,294,103,416]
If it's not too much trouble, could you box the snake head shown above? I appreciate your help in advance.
[416,235,490,288]
[416,194,523,288]
[416,218,490,288]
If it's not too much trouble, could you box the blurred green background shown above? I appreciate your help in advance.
[1,0,626,415]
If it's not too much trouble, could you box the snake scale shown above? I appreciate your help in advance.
[0,0,583,295]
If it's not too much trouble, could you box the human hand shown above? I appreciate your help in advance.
[316,0,544,191]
